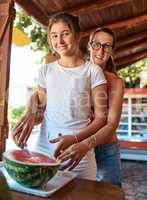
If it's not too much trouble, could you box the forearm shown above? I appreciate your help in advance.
[82,122,116,150]
[76,84,108,142]
[76,116,107,142]
[27,90,46,125]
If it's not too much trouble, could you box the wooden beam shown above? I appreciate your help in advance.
[81,13,147,38]
[14,0,48,26]
[115,39,147,60]
[116,31,147,49]
[69,0,132,16]
[115,50,147,70]
[0,0,14,160]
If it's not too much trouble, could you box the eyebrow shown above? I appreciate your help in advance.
[50,30,71,35]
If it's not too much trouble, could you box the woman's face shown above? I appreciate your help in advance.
[89,32,113,69]
[49,21,78,57]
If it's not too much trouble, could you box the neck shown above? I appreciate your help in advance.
[58,50,84,67]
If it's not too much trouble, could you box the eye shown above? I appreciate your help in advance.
[62,31,70,37]
[51,34,58,39]
[91,41,101,49]
[103,44,113,52]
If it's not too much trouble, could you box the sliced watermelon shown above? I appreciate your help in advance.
[3,150,60,188]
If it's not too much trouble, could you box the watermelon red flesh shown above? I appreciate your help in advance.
[10,150,57,164]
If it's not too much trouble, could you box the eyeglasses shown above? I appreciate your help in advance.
[90,41,113,53]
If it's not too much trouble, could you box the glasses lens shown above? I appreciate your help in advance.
[91,41,112,52]
[91,41,101,50]
[103,44,112,52]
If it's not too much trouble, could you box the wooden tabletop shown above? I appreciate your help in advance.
[10,178,124,200]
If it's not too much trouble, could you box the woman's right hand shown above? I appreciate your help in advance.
[12,110,36,148]
[12,91,46,148]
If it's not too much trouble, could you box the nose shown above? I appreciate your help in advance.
[97,46,104,55]
[57,35,64,44]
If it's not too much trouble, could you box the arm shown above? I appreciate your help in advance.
[51,83,108,157]
[84,78,124,147]
[75,83,108,141]
[58,78,124,169]
[12,86,46,148]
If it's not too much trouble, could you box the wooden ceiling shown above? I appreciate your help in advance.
[14,0,147,70]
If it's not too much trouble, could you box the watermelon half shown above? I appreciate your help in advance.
[3,150,60,188]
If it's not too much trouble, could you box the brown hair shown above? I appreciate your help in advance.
[47,12,80,54]
[89,27,117,74]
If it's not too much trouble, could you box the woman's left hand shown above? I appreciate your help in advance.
[57,142,88,170]
[49,135,77,158]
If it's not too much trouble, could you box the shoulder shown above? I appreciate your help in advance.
[105,71,123,85]
[39,61,57,74]
[87,61,101,70]
[86,61,104,74]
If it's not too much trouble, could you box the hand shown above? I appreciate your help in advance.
[57,142,88,170]
[12,110,36,148]
[12,92,45,148]
[49,135,77,158]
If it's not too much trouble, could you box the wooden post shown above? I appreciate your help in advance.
[0,0,14,160]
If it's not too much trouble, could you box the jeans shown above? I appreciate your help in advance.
[94,141,122,187]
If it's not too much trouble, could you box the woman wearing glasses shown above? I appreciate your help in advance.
[57,27,124,187]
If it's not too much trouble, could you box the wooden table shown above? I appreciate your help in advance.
[10,178,124,200]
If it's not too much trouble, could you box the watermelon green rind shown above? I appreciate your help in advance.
[3,151,60,188]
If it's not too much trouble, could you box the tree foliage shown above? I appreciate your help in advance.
[8,106,26,130]
[118,58,147,88]
[14,10,50,54]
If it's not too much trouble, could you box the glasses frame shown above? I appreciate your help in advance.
[90,41,113,53]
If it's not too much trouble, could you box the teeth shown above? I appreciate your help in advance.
[95,55,103,59]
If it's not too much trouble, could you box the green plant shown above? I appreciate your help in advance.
[8,106,26,130]
[118,58,147,88]
[14,10,50,54]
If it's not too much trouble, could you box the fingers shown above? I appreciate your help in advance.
[49,133,62,143]
[12,119,25,138]
[58,148,74,161]
[12,124,24,143]
[15,123,29,147]
[60,159,75,170]
[60,156,81,170]
[12,114,35,148]
[59,152,82,170]
[49,137,60,143]
[23,118,35,144]
[54,142,64,158]
[12,113,29,138]
[68,159,81,170]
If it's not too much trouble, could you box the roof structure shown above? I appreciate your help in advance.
[14,0,147,70]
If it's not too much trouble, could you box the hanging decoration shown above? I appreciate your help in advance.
[12,27,31,46]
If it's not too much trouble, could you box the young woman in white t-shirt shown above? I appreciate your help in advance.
[12,12,107,180]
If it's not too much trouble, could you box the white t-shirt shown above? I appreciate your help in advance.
[35,60,106,180]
